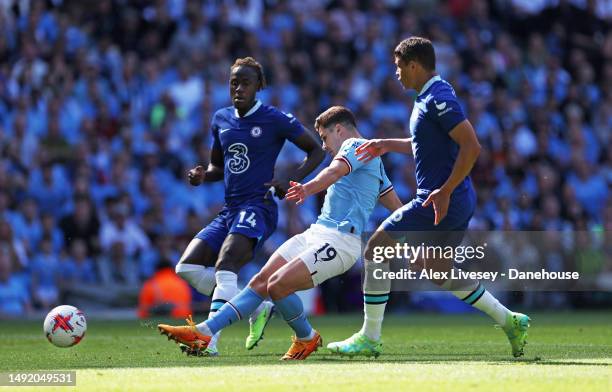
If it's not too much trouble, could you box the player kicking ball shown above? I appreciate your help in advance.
[173,57,324,356]
[158,106,403,360]
[327,36,530,359]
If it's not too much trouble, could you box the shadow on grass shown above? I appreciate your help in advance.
[43,353,610,370]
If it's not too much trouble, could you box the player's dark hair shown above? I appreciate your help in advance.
[231,57,266,90]
[315,106,357,131]
[394,36,436,71]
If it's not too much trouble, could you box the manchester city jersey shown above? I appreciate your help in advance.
[210,100,305,206]
[410,75,472,195]
[316,138,393,236]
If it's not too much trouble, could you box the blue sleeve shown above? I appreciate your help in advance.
[279,111,305,143]
[210,112,221,150]
[430,90,466,133]
[378,161,393,197]
[334,139,365,174]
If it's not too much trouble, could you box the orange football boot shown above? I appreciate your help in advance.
[158,315,211,351]
[280,331,322,360]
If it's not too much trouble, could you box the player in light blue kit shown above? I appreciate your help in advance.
[328,37,531,358]
[158,106,403,360]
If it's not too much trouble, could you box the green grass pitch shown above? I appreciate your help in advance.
[1,312,610,391]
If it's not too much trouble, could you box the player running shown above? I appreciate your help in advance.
[158,106,403,360]
[174,57,324,356]
[327,37,531,358]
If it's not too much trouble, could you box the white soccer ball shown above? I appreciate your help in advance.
[43,305,87,347]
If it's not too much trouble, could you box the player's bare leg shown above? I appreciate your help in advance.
[160,253,288,354]
[175,239,218,296]
[267,259,322,360]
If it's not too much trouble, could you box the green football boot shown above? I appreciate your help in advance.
[245,302,275,350]
[502,312,531,357]
[327,332,383,358]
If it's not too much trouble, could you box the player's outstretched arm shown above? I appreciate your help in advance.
[422,119,481,225]
[187,148,224,186]
[379,188,403,212]
[285,159,349,205]
[355,138,412,163]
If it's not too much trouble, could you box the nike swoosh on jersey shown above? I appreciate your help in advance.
[219,128,231,133]
[434,101,446,110]
[235,224,253,229]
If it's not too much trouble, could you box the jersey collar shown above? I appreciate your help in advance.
[234,100,262,118]
[418,75,441,97]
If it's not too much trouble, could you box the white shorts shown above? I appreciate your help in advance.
[276,224,361,286]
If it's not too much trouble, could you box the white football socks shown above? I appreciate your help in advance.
[446,274,511,326]
[360,260,391,341]
[359,292,389,341]
[207,270,239,349]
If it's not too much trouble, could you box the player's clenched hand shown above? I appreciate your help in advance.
[264,179,289,199]
[187,165,205,186]
[355,139,388,163]
[285,181,309,205]
[422,188,450,226]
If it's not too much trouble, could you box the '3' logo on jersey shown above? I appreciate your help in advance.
[227,143,250,174]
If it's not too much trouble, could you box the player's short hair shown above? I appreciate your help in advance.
[314,106,357,131]
[394,36,436,71]
[231,57,267,89]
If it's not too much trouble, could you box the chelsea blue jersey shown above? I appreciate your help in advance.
[210,100,305,206]
[316,138,393,236]
[410,75,472,195]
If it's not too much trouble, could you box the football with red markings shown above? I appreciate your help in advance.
[43,305,87,347]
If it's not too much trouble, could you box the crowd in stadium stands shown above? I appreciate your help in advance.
[0,0,610,316]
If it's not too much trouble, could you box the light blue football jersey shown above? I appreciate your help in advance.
[316,138,393,235]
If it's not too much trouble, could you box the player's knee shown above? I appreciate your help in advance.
[248,273,269,297]
[266,273,289,300]
[175,263,216,296]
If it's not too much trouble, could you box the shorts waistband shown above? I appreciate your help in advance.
[315,220,358,235]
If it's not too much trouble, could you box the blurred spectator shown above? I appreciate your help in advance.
[0,219,27,269]
[59,239,97,288]
[30,236,61,309]
[138,259,192,319]
[98,241,139,288]
[0,0,609,312]
[59,195,101,256]
[0,248,31,318]
[99,201,150,260]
